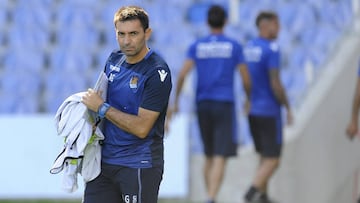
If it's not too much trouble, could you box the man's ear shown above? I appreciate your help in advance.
[145,28,152,41]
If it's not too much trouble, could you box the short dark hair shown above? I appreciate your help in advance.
[255,11,278,27]
[207,5,227,29]
[114,6,149,31]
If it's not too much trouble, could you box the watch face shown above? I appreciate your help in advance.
[99,103,110,118]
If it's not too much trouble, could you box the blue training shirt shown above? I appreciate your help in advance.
[102,49,172,168]
[187,34,245,103]
[244,37,281,116]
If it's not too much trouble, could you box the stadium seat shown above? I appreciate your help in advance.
[17,0,52,27]
[312,23,340,57]
[276,1,297,31]
[289,2,317,40]
[14,95,39,114]
[43,70,88,113]
[186,1,213,24]
[7,24,49,50]
[288,45,308,70]
[225,24,246,43]
[277,27,294,55]
[0,68,42,114]
[0,6,6,28]
[3,47,45,73]
[49,46,93,73]
[317,0,353,30]
[0,93,18,113]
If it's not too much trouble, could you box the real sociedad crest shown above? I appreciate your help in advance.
[129,75,139,92]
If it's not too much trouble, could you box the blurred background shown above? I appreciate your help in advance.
[0,0,360,202]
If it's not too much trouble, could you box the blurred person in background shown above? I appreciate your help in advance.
[345,59,360,203]
[243,11,293,203]
[170,4,251,203]
[81,5,172,203]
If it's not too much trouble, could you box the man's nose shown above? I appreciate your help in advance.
[123,35,131,44]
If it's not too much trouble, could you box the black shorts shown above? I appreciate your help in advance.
[196,101,237,157]
[248,115,282,158]
[83,163,163,203]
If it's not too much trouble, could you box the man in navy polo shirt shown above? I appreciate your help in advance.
[243,11,293,203]
[81,5,172,203]
[172,5,251,203]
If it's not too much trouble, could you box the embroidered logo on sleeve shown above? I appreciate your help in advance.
[109,73,115,82]
[110,64,120,72]
[158,69,168,82]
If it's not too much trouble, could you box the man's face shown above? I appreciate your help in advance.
[267,18,280,39]
[115,19,151,58]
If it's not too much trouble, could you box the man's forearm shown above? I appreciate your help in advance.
[273,84,290,110]
[105,107,159,139]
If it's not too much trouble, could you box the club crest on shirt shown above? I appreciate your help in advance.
[129,75,139,91]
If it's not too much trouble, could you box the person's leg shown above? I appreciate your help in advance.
[117,166,163,203]
[83,164,123,203]
[252,157,280,193]
[204,156,213,194]
[257,116,282,196]
[197,101,216,202]
[205,102,236,202]
[245,115,282,202]
[139,167,163,202]
[206,155,226,201]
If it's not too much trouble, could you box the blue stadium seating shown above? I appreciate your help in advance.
[2,48,45,79]
[43,69,88,113]
[187,2,213,24]
[0,0,355,117]
[0,0,356,152]
[0,93,18,113]
[50,46,93,72]
[0,68,42,113]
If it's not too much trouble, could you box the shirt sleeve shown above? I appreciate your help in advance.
[187,43,196,60]
[235,42,245,65]
[140,66,172,112]
[267,42,280,70]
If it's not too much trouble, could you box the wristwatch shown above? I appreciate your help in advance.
[98,102,110,119]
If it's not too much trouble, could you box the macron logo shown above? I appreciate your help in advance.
[158,69,168,82]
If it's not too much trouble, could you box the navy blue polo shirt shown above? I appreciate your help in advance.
[102,49,172,168]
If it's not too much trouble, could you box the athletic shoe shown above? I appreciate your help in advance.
[244,185,279,203]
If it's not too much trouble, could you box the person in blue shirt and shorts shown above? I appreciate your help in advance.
[81,5,172,203]
[243,11,293,203]
[171,5,251,203]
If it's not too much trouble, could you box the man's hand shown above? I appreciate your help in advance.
[287,109,294,126]
[164,104,178,133]
[243,99,251,115]
[81,88,104,113]
[346,120,358,140]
